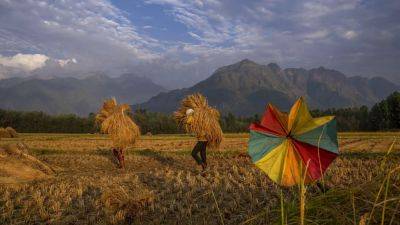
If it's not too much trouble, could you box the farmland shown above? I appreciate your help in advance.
[0,132,399,224]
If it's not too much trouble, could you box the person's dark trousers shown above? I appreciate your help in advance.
[191,141,207,165]
[112,148,125,169]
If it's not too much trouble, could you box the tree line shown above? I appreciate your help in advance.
[312,91,400,131]
[0,92,399,134]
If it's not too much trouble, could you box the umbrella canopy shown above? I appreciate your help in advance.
[248,97,339,187]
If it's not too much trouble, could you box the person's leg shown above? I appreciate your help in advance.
[199,141,207,170]
[112,148,119,167]
[119,148,125,169]
[114,148,124,169]
[112,148,118,158]
[191,141,203,165]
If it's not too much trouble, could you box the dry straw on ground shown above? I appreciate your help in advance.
[0,128,11,138]
[0,127,18,138]
[5,127,18,138]
[174,93,223,149]
[0,133,399,224]
[0,143,54,183]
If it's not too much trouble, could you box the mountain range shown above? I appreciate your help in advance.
[0,74,165,115]
[0,59,398,116]
[135,59,399,116]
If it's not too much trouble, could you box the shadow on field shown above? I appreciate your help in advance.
[339,152,400,159]
[49,185,104,224]
[95,148,120,167]
[134,149,189,170]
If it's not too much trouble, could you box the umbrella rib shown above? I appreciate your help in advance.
[269,105,289,135]
[317,124,327,186]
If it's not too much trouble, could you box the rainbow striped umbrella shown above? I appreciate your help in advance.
[248,97,339,187]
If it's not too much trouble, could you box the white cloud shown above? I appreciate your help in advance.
[0,54,49,71]
[0,0,160,71]
[304,30,330,40]
[57,58,77,67]
[144,0,185,7]
[301,0,360,20]
[257,7,275,20]
[0,0,398,87]
[188,32,202,41]
[343,30,358,40]
[233,24,267,47]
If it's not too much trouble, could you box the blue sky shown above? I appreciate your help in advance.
[0,0,399,88]
[110,1,194,43]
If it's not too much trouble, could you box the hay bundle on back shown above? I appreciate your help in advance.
[96,98,140,149]
[174,93,223,149]
[5,127,18,138]
[95,98,118,125]
[0,128,11,138]
[101,104,140,149]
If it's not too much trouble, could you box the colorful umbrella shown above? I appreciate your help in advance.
[248,97,339,186]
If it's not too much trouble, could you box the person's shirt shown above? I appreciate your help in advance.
[196,133,207,142]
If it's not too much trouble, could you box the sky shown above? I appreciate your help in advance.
[0,0,399,88]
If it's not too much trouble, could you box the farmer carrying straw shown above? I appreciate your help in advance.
[174,93,223,173]
[95,98,140,169]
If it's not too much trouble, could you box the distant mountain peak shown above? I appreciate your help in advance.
[135,60,399,116]
[238,59,256,65]
[118,73,156,84]
[85,73,110,80]
[233,59,259,69]
[214,59,259,74]
[267,63,281,72]
[0,74,166,115]
[119,73,139,79]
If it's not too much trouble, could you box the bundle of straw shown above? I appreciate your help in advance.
[95,98,118,125]
[174,93,223,149]
[0,128,12,138]
[96,98,140,149]
[5,127,18,138]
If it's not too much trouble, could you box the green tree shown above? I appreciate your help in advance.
[386,91,400,129]
[369,101,390,131]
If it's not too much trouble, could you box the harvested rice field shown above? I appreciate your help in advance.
[0,132,399,225]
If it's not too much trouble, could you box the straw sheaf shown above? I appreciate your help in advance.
[0,127,18,138]
[0,128,11,138]
[174,93,223,149]
[5,127,18,138]
[96,99,140,149]
[95,98,118,125]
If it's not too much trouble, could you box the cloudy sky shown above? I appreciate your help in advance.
[0,0,399,88]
